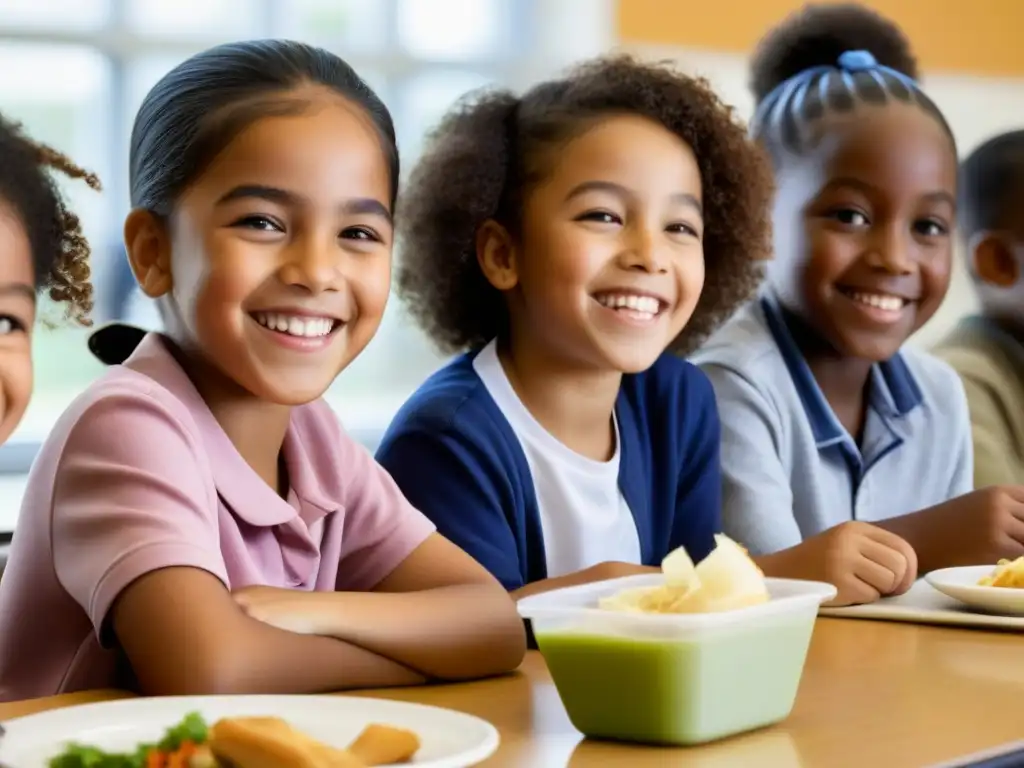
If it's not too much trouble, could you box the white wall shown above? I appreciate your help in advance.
[622,44,1024,348]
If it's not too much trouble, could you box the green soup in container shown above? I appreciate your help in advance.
[518,575,836,746]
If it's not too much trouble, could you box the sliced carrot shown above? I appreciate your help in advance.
[166,742,196,768]
[146,751,166,768]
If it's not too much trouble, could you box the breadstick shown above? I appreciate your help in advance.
[208,716,364,768]
[346,723,421,765]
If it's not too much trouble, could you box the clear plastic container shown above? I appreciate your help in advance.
[518,575,837,746]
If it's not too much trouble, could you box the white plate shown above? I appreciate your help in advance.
[0,695,500,767]
[925,566,1024,616]
[818,578,1024,630]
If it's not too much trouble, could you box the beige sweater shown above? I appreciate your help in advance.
[933,317,1024,488]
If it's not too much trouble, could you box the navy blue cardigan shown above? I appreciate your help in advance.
[376,351,722,590]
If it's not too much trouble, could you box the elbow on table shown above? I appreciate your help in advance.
[485,628,528,677]
[498,600,529,672]
[428,636,526,683]
[440,594,528,681]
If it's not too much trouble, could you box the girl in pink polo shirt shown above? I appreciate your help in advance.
[0,40,526,702]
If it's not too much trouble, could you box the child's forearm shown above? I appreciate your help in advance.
[751,547,804,579]
[114,567,428,698]
[302,584,527,681]
[129,616,426,697]
[510,562,659,601]
[235,629,427,694]
[871,512,940,573]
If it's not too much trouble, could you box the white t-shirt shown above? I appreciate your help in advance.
[473,341,642,577]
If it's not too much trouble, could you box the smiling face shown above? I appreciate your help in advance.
[768,101,957,361]
[486,114,705,373]
[0,203,35,443]
[126,89,394,405]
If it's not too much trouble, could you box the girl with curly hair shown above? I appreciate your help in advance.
[693,4,1017,605]
[0,116,97,446]
[376,55,774,599]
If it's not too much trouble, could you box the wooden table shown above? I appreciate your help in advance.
[1,618,1022,767]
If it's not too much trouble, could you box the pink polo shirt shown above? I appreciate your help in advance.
[0,334,436,701]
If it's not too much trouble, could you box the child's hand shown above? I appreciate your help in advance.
[909,486,1024,569]
[232,586,327,636]
[763,521,917,607]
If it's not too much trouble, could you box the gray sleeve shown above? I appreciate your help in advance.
[700,362,803,555]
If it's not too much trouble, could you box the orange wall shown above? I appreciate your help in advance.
[617,0,1024,77]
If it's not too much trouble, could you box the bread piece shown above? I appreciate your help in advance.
[347,724,421,765]
[208,716,364,768]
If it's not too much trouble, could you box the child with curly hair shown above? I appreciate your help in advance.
[0,116,97,444]
[693,3,1024,605]
[376,55,774,598]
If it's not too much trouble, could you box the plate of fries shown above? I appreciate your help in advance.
[925,558,1024,616]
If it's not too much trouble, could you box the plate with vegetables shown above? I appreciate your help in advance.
[0,695,499,768]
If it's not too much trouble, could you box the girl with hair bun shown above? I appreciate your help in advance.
[695,3,1024,605]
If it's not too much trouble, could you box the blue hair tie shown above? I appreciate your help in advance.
[837,49,877,71]
[751,48,919,137]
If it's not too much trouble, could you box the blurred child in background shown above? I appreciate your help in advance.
[934,131,1024,488]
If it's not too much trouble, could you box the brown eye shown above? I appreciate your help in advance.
[915,219,948,237]
[0,316,26,334]
[575,210,621,225]
[830,208,869,227]
[340,226,382,242]
[232,215,283,232]
[667,222,700,238]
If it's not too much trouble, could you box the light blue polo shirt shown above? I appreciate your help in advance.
[691,294,973,556]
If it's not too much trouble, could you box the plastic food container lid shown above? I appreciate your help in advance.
[518,575,838,641]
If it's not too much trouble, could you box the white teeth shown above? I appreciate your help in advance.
[596,293,662,316]
[845,291,906,312]
[252,312,335,338]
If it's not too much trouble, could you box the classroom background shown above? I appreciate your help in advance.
[0,0,1020,534]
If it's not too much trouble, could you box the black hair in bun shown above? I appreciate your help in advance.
[747,3,949,162]
[751,4,918,102]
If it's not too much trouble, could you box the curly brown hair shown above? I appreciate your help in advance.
[396,54,775,356]
[0,113,100,327]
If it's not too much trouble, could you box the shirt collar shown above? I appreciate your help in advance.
[123,333,337,528]
[759,295,924,447]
